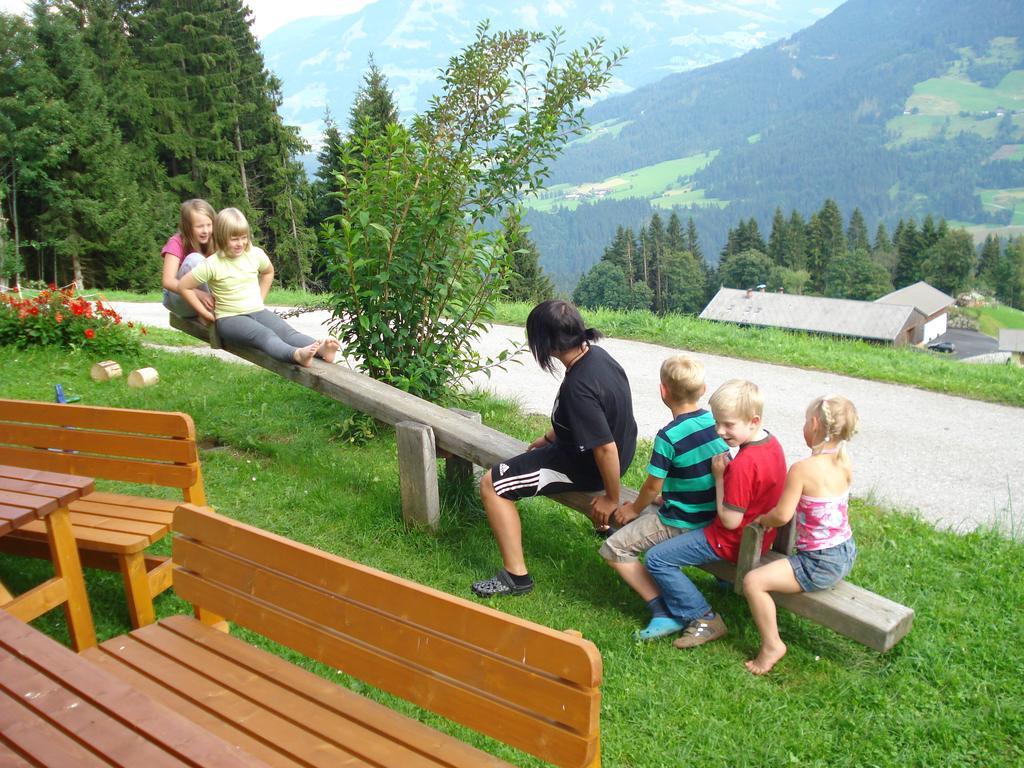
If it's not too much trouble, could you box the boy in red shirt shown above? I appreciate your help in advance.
[643,379,787,648]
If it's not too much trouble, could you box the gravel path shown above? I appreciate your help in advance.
[114,303,1024,535]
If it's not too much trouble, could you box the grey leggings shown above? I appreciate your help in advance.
[216,310,316,363]
[162,252,210,317]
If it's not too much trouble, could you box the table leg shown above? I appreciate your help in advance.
[45,507,96,651]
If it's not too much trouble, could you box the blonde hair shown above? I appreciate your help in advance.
[807,394,858,468]
[213,207,251,254]
[709,379,764,422]
[660,355,705,403]
[178,199,216,256]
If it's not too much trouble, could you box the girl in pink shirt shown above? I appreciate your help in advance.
[742,394,859,675]
[161,199,216,317]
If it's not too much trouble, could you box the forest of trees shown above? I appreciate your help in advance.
[0,1,313,290]
[573,199,1024,312]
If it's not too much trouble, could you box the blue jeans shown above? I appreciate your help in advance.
[644,528,721,622]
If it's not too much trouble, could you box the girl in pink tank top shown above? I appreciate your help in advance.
[738,395,859,675]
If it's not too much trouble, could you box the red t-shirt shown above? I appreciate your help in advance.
[703,433,787,563]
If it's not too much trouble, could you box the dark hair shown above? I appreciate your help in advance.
[526,300,603,374]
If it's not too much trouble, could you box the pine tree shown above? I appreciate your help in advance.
[920,229,975,297]
[976,234,1002,291]
[666,211,684,252]
[28,2,145,288]
[847,207,870,252]
[873,222,892,253]
[787,210,807,271]
[348,54,400,133]
[660,247,705,314]
[894,218,924,287]
[806,199,845,293]
[502,213,554,303]
[684,216,704,266]
[768,207,787,266]
[992,237,1024,309]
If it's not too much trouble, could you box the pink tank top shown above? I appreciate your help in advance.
[795,491,852,552]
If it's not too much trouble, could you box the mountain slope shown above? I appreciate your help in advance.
[261,0,842,146]
[529,0,1024,288]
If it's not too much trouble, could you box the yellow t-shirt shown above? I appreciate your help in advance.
[188,247,272,319]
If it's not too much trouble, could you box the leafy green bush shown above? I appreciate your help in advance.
[0,285,144,356]
[321,24,624,401]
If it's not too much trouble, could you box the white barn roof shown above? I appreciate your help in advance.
[998,329,1024,352]
[700,287,922,343]
[876,281,954,317]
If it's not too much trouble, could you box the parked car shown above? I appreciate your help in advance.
[928,341,956,353]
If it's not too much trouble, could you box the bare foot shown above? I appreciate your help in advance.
[293,341,320,367]
[317,336,341,363]
[745,642,787,675]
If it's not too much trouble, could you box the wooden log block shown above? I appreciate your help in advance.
[396,421,440,531]
[90,360,122,382]
[773,517,796,555]
[127,368,159,388]
[733,523,765,595]
[444,408,482,485]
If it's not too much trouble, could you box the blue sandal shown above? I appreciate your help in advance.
[635,616,685,641]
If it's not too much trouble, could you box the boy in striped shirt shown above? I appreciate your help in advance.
[598,355,729,640]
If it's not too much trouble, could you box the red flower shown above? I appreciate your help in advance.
[55,313,63,323]
[48,283,56,290]
[83,328,95,339]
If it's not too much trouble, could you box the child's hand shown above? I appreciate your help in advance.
[711,451,731,478]
[527,435,549,451]
[613,502,638,527]
[590,494,619,528]
[198,292,216,311]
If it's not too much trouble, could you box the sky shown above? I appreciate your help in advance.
[0,0,376,38]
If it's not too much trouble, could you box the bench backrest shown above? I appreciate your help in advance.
[0,399,204,503]
[172,503,603,768]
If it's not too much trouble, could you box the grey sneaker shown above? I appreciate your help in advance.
[672,613,727,649]
[471,570,533,597]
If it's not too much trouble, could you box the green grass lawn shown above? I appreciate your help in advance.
[494,303,1024,408]
[962,302,1024,336]
[521,152,723,213]
[1,345,1023,766]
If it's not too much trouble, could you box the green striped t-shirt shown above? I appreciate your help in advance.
[646,409,729,529]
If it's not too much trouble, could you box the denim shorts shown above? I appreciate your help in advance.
[789,538,857,592]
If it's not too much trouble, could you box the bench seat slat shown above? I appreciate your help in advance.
[174,509,601,688]
[6,520,154,551]
[80,491,181,511]
[174,537,598,733]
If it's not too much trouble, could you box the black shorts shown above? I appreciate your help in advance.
[489,443,603,501]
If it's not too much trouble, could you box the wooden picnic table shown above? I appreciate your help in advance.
[0,465,96,650]
[0,607,267,767]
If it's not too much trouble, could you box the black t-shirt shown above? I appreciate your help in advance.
[550,344,637,476]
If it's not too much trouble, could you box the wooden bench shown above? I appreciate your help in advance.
[0,399,206,628]
[168,313,914,652]
[84,503,603,768]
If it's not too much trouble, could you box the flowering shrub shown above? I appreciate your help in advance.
[0,284,145,356]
